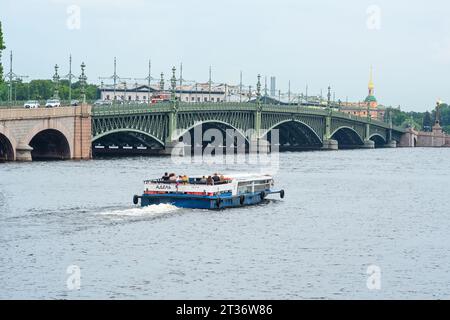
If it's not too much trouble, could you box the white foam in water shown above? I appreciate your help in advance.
[99,204,179,218]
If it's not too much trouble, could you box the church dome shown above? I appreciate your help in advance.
[365,95,377,103]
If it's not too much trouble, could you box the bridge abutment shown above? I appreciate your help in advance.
[15,143,33,161]
[362,140,375,149]
[398,128,418,147]
[73,104,92,160]
[322,139,338,150]
[384,140,397,148]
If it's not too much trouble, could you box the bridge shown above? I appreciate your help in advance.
[0,105,91,161]
[1,101,409,161]
[91,101,405,156]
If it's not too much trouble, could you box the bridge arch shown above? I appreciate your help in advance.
[331,126,364,149]
[29,129,71,160]
[174,120,249,142]
[262,119,323,151]
[24,121,73,160]
[92,129,165,146]
[174,120,250,153]
[369,133,387,148]
[0,124,17,161]
[92,129,165,155]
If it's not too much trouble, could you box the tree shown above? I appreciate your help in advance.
[0,21,6,83]
[422,111,432,131]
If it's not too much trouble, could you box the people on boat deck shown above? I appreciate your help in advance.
[212,173,220,183]
[162,173,227,184]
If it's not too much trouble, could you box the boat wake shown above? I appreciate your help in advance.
[98,204,179,218]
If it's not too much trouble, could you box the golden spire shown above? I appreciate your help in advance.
[368,66,375,97]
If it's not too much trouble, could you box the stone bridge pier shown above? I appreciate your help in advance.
[0,105,92,161]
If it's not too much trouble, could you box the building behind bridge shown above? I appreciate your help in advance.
[100,82,250,103]
[338,68,386,120]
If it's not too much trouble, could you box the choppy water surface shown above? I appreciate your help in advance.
[1,148,450,299]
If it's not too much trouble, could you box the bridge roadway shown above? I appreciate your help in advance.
[1,102,406,161]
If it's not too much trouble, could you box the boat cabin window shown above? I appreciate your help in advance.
[237,179,272,194]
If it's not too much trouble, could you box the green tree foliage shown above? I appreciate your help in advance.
[435,103,450,134]
[422,111,432,131]
[385,104,450,134]
[0,79,99,101]
[0,21,6,83]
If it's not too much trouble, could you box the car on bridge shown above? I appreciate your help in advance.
[23,100,40,109]
[45,99,61,108]
[70,100,80,106]
[94,99,113,106]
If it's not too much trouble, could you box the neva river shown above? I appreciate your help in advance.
[1,148,450,299]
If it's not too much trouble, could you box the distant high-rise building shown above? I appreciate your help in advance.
[270,76,276,96]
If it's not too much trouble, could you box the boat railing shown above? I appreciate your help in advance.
[144,178,232,185]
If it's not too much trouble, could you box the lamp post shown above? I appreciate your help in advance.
[53,64,60,99]
[435,99,443,125]
[239,71,243,103]
[208,66,212,102]
[64,54,76,103]
[288,80,291,104]
[99,57,131,104]
[327,86,331,108]
[160,72,165,91]
[256,74,261,105]
[79,62,87,104]
[171,66,177,103]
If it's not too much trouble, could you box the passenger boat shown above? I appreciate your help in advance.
[133,174,285,209]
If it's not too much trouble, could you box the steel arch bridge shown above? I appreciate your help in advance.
[91,102,405,153]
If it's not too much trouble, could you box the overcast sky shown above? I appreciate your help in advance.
[1,0,449,111]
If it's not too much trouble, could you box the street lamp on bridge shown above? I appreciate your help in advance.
[5,51,28,106]
[63,54,77,103]
[79,62,87,104]
[99,57,131,103]
[52,64,60,99]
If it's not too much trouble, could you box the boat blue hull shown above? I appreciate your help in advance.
[138,190,283,209]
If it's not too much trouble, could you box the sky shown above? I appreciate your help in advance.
[0,0,449,111]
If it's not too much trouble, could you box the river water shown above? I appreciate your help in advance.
[1,148,450,299]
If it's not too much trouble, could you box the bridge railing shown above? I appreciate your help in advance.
[92,102,173,116]
[92,101,259,115]
[178,102,258,112]
[0,105,91,120]
[0,100,96,109]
